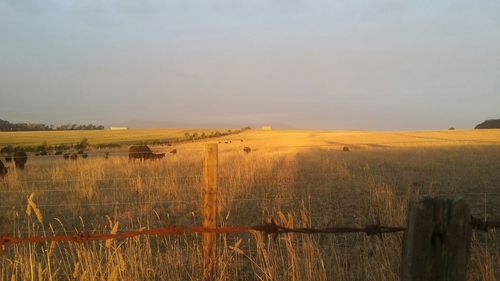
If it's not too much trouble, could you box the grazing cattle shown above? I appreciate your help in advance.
[170,149,177,155]
[129,145,165,161]
[0,159,7,178]
[63,153,70,160]
[5,155,12,162]
[13,151,28,170]
[78,150,84,155]
[70,153,78,160]
[243,147,251,154]
[342,146,350,152]
[40,151,48,156]
[81,153,88,159]
[104,152,109,159]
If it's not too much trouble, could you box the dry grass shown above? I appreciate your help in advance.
[0,128,232,147]
[0,129,499,280]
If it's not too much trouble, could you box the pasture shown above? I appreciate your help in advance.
[0,129,499,280]
[0,128,233,147]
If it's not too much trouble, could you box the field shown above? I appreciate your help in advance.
[0,128,234,147]
[1,129,500,280]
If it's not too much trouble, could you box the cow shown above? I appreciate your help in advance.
[129,145,165,161]
[63,153,70,160]
[81,153,88,159]
[55,150,63,155]
[170,149,177,155]
[342,146,350,152]
[0,159,7,178]
[70,153,78,160]
[243,147,251,154]
[13,151,28,170]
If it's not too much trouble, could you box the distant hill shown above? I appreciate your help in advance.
[475,119,500,129]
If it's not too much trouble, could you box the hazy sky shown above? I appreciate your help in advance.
[1,0,499,130]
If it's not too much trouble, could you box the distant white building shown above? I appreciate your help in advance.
[261,125,272,131]
[110,127,128,130]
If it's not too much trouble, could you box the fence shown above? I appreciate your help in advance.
[0,143,499,281]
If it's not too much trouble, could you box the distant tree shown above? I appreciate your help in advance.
[0,145,14,154]
[14,146,26,152]
[75,138,89,150]
[0,119,105,132]
[36,141,48,152]
[475,119,500,129]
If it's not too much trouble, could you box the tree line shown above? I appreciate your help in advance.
[183,127,251,141]
[0,119,104,131]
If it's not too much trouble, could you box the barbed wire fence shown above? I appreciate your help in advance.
[1,143,500,281]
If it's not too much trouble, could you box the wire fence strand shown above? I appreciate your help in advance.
[1,217,497,247]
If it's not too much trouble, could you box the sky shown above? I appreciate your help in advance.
[0,0,499,130]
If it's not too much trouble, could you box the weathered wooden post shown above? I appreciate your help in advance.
[400,197,472,281]
[203,143,218,281]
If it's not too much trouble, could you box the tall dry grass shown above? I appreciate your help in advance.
[0,134,499,280]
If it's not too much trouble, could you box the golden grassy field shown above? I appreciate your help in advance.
[0,128,232,147]
[0,129,499,280]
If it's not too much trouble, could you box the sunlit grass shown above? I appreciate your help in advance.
[0,129,499,280]
[0,128,233,147]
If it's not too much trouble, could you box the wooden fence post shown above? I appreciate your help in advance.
[400,197,472,281]
[203,143,218,281]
